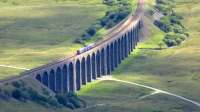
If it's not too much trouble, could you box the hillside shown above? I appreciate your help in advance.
[0,0,199,112]
[0,0,107,79]
[78,0,200,111]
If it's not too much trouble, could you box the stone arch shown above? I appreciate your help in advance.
[96,50,101,77]
[110,43,114,72]
[69,62,74,92]
[56,67,62,93]
[136,25,139,42]
[62,64,68,93]
[100,48,105,75]
[130,29,134,51]
[139,20,143,29]
[134,27,137,44]
[124,34,128,57]
[76,59,81,91]
[106,45,111,74]
[86,55,92,82]
[92,53,96,80]
[128,31,132,53]
[114,40,118,68]
[121,36,125,60]
[134,26,138,44]
[36,74,41,82]
[81,57,86,85]
[42,72,48,87]
[49,69,56,92]
[118,39,121,64]
[132,27,135,47]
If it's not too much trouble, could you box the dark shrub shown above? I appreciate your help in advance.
[82,33,92,40]
[163,34,186,47]
[47,97,60,107]
[173,24,184,34]
[100,17,109,26]
[66,103,75,109]
[81,0,131,41]
[156,0,169,5]
[155,4,172,15]
[68,97,81,108]
[175,37,182,44]
[170,15,181,25]
[74,38,84,44]
[12,81,21,88]
[163,38,177,47]
[171,12,183,20]
[28,88,47,101]
[12,89,22,100]
[105,20,116,28]
[12,81,25,89]
[103,0,114,6]
[56,94,68,106]
[115,12,128,22]
[184,32,189,37]
[154,20,172,33]
[87,27,96,36]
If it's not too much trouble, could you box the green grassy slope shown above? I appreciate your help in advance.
[77,80,199,112]
[1,0,199,111]
[113,0,200,106]
[0,0,104,6]
[77,0,200,111]
[0,0,107,79]
[0,101,73,112]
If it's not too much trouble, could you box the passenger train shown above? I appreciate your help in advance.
[77,43,95,55]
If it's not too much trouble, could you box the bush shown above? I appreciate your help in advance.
[86,27,96,36]
[12,81,21,88]
[81,0,131,41]
[154,20,172,33]
[103,0,114,6]
[74,38,84,44]
[100,17,109,26]
[163,34,186,47]
[56,94,68,106]
[163,38,177,47]
[175,37,182,44]
[47,97,60,107]
[184,32,189,37]
[156,0,172,5]
[12,89,22,100]
[170,15,182,25]
[55,92,84,109]
[68,97,82,108]
[171,12,183,20]
[105,20,116,28]
[11,81,25,89]
[66,103,76,109]
[155,0,187,47]
[173,24,184,34]
[155,4,172,15]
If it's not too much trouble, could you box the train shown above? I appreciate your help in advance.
[77,43,95,55]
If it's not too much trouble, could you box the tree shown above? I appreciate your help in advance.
[158,42,165,50]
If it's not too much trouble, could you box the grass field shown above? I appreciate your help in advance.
[78,0,200,111]
[0,0,107,79]
[77,80,199,112]
[0,0,200,112]
[0,0,138,79]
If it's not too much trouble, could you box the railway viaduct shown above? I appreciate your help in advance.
[2,0,144,93]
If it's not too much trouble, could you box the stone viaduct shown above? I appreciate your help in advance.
[6,0,144,93]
